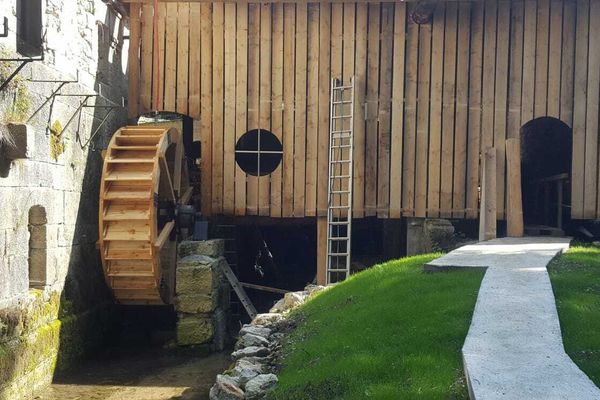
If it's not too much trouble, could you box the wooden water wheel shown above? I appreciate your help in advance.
[98,125,192,305]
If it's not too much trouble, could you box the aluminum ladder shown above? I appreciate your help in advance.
[326,77,355,284]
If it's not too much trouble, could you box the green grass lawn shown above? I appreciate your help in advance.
[268,254,485,400]
[548,245,600,386]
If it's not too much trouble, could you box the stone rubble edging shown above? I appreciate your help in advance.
[209,284,328,400]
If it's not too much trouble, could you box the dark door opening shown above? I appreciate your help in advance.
[520,117,572,235]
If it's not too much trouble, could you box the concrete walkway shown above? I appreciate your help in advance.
[426,237,600,400]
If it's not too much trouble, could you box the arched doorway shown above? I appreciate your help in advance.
[520,117,572,235]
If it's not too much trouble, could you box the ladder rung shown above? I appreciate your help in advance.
[329,237,349,241]
[329,220,350,225]
[329,205,350,209]
[328,252,349,256]
[333,134,352,139]
[330,174,351,179]
[331,190,351,194]
[331,160,351,164]
[334,85,353,90]
[332,115,353,119]
[332,100,352,105]
[332,130,352,134]
[332,144,352,149]
[327,269,349,272]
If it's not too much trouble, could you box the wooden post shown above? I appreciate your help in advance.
[316,216,327,285]
[479,147,497,241]
[557,179,563,230]
[506,138,524,237]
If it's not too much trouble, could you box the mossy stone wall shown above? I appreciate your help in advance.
[0,290,114,400]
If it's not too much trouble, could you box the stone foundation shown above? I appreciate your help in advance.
[0,290,114,400]
[175,240,230,350]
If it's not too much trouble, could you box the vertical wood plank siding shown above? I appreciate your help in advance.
[130,0,599,220]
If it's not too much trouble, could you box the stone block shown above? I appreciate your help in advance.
[178,239,225,258]
[176,255,225,295]
[177,314,213,346]
[175,293,217,314]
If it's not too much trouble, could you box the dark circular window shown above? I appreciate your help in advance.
[235,129,282,176]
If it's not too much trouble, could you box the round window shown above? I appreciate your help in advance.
[235,129,282,176]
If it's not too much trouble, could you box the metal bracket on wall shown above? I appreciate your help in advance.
[0,53,44,93]
[52,84,125,149]
[26,70,80,123]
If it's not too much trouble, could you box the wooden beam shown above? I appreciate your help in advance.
[479,147,497,241]
[155,221,175,250]
[316,216,327,285]
[506,139,523,237]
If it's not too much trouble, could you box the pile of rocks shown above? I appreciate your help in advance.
[209,285,326,400]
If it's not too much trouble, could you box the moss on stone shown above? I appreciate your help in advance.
[177,314,213,346]
[49,120,65,160]
[0,291,116,399]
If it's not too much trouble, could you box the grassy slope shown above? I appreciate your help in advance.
[549,245,600,385]
[269,254,485,400]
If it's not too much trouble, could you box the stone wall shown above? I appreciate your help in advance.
[0,1,129,398]
[175,240,230,351]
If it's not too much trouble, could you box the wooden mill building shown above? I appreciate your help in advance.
[122,0,600,281]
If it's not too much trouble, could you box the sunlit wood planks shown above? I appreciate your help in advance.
[129,0,600,221]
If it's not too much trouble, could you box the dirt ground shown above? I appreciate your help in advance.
[34,350,231,400]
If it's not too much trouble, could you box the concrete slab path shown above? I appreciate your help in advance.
[426,237,600,400]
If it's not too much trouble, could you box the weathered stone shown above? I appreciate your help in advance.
[175,293,217,314]
[251,313,283,326]
[282,291,307,310]
[239,324,271,339]
[177,314,213,346]
[305,284,327,296]
[209,374,244,400]
[268,298,285,313]
[244,374,278,399]
[176,255,219,294]
[179,239,225,258]
[231,358,264,388]
[236,333,269,349]
[232,346,269,360]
